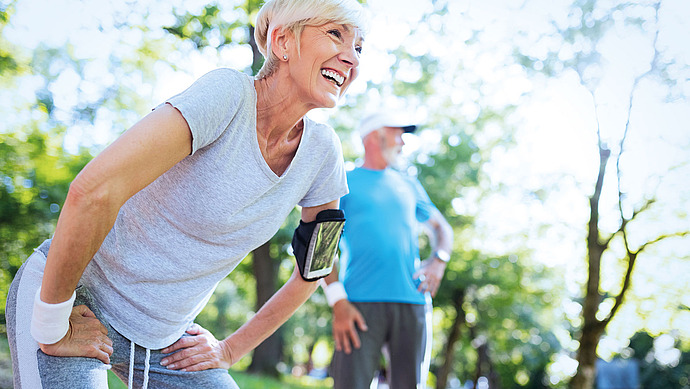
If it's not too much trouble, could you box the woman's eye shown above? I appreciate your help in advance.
[355,45,362,54]
[328,29,342,39]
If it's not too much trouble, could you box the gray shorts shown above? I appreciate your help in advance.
[6,241,239,389]
[330,300,432,389]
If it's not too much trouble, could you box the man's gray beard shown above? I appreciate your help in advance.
[383,146,404,169]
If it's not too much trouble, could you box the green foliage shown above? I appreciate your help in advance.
[392,41,560,384]
[163,1,264,75]
[0,1,560,387]
[13,1,687,388]
[612,331,690,389]
[0,50,17,76]
[431,249,561,388]
[0,127,91,321]
[0,2,18,76]
[0,0,180,327]
[194,272,257,342]
[511,1,690,387]
[280,292,334,369]
[389,49,440,98]
[164,5,248,49]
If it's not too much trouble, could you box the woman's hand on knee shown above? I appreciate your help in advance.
[160,323,232,372]
[38,305,113,364]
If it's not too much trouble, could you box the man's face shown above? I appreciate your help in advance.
[379,126,405,167]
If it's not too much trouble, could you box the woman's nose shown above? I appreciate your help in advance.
[339,45,360,69]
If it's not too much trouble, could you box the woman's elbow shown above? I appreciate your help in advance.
[65,173,119,214]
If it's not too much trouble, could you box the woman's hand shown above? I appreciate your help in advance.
[39,305,113,364]
[160,323,233,372]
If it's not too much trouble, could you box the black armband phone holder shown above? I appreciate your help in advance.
[291,209,345,281]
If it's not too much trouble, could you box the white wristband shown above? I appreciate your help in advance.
[30,287,76,344]
[322,281,348,307]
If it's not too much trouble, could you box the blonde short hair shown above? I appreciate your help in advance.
[254,0,368,79]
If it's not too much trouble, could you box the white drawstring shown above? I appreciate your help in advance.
[128,340,151,389]
[143,348,151,389]
[128,340,135,387]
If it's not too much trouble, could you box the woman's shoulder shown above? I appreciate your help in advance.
[300,116,343,160]
[196,68,253,90]
[186,68,255,117]
[303,116,340,144]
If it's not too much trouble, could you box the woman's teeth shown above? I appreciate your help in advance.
[321,69,344,87]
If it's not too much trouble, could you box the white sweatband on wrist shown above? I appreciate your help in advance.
[30,287,76,344]
[323,281,348,307]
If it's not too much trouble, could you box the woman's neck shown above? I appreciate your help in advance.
[254,75,311,175]
[254,75,312,144]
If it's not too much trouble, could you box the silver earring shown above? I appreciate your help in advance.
[283,55,288,60]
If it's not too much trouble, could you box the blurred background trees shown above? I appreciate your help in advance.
[1,0,688,388]
[511,0,689,387]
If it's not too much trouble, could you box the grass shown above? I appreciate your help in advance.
[107,369,333,388]
[234,371,333,388]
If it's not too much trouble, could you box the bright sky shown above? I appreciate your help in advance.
[4,0,690,379]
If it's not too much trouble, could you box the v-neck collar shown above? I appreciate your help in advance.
[249,81,310,182]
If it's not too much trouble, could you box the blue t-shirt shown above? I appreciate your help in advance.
[339,167,438,304]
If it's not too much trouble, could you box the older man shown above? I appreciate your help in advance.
[323,111,454,388]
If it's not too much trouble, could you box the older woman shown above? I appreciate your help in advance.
[6,0,366,387]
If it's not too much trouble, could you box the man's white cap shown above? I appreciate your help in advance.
[358,111,418,138]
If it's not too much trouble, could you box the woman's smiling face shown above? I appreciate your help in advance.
[286,23,363,109]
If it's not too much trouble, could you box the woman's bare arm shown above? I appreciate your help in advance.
[41,104,192,303]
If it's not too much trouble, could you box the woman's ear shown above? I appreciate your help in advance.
[271,26,291,61]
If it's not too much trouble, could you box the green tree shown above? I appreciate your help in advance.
[625,331,690,389]
[393,6,567,386]
[0,128,92,314]
[514,1,690,387]
[0,1,94,323]
[419,130,562,388]
[0,0,204,364]
[12,2,688,388]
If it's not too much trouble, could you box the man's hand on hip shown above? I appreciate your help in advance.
[414,258,447,297]
[332,300,368,354]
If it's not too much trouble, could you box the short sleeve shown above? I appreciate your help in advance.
[162,68,250,154]
[298,126,349,208]
[407,176,438,223]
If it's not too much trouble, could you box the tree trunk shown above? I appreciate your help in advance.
[248,24,262,76]
[572,240,605,389]
[436,288,466,389]
[473,336,499,389]
[571,146,610,389]
[572,326,600,385]
[247,241,283,377]
[306,341,315,374]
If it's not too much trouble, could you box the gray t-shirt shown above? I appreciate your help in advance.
[80,68,348,349]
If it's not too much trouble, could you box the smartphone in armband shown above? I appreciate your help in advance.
[292,209,346,281]
[302,219,345,280]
